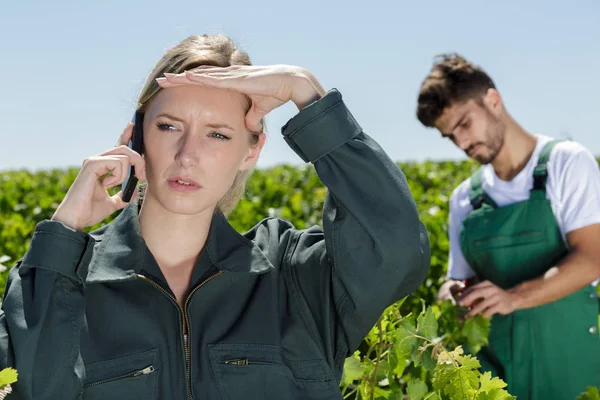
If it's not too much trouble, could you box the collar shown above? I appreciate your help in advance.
[85,198,274,284]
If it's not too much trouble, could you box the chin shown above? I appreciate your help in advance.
[146,189,218,217]
[163,201,214,216]
[475,156,494,165]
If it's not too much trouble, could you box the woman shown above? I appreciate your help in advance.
[0,34,430,400]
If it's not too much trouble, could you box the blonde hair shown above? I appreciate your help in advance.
[137,34,262,215]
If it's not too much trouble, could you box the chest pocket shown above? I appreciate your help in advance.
[82,348,159,400]
[208,343,342,400]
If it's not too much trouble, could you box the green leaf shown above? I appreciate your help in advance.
[394,320,419,361]
[461,315,491,354]
[432,354,480,399]
[407,378,428,400]
[577,386,600,400]
[417,306,438,339]
[0,368,18,387]
[478,371,507,393]
[437,345,464,365]
[475,388,514,400]
[342,352,363,385]
[413,346,437,372]
[389,389,405,400]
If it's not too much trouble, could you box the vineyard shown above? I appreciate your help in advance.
[1,161,598,399]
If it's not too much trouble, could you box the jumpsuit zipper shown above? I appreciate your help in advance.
[138,270,223,400]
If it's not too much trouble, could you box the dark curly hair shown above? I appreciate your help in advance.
[416,53,496,127]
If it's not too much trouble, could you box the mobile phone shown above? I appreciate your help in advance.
[121,111,144,202]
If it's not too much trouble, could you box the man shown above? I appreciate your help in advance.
[416,53,600,400]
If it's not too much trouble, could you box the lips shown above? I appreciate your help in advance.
[167,176,202,192]
[167,176,200,186]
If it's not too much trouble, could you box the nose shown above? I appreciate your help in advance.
[454,132,470,151]
[175,133,200,168]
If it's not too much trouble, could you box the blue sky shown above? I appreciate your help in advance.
[1,0,598,171]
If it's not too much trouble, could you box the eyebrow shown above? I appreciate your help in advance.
[155,113,235,131]
[442,112,468,136]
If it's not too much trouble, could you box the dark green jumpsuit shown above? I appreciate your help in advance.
[459,140,600,400]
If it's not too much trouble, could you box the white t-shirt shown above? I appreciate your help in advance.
[448,134,600,284]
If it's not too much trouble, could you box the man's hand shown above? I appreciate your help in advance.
[459,280,518,318]
[437,280,465,305]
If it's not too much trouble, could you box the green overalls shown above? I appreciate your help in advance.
[459,140,600,400]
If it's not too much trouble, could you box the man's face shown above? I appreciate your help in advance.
[434,95,505,164]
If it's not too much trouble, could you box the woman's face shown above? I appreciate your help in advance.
[142,85,263,216]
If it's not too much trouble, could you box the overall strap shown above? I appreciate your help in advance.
[531,139,564,199]
[469,168,498,210]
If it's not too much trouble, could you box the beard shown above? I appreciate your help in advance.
[466,119,505,165]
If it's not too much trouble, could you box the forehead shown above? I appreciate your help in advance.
[146,85,251,121]
[434,100,480,132]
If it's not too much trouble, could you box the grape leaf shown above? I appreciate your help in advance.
[417,306,438,339]
[389,344,409,377]
[478,371,507,393]
[437,345,464,365]
[407,378,428,400]
[0,368,17,387]
[461,315,491,354]
[475,388,514,400]
[576,386,600,400]
[342,352,363,385]
[388,389,405,400]
[395,320,418,361]
[433,354,480,399]
[412,346,437,372]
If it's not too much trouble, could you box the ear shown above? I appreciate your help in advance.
[239,132,266,171]
[483,88,503,116]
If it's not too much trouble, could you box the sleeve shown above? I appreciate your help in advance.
[447,187,477,280]
[0,220,93,400]
[280,89,430,368]
[552,143,600,235]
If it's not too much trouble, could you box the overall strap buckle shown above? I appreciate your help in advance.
[530,139,565,195]
[469,168,498,210]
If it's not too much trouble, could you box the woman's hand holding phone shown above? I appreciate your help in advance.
[51,122,146,231]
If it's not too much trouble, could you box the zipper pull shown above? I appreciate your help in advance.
[224,358,248,366]
[133,365,155,376]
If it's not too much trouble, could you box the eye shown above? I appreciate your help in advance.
[156,122,179,132]
[209,132,230,141]
[460,119,471,129]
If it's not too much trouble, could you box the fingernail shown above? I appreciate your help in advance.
[164,73,177,77]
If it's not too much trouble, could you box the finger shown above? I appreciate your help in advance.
[100,146,146,181]
[245,102,265,133]
[156,77,186,88]
[80,156,126,191]
[450,282,466,295]
[460,280,493,297]
[157,73,228,88]
[164,73,195,85]
[183,72,238,90]
[482,303,503,319]
[459,285,500,307]
[99,155,130,186]
[467,294,500,318]
[110,187,138,211]
[116,122,134,147]
[189,65,244,72]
